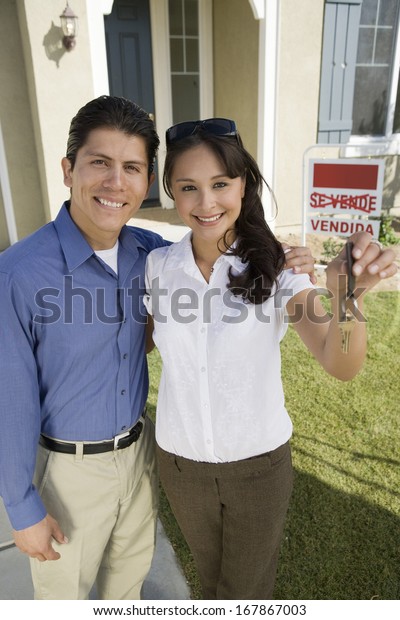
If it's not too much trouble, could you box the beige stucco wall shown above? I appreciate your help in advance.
[0,0,45,243]
[213,0,258,159]
[0,0,97,246]
[0,192,10,252]
[212,0,325,230]
[16,0,95,225]
[274,0,325,230]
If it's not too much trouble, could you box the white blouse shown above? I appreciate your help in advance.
[145,232,314,463]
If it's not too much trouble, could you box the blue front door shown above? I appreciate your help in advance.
[105,0,159,206]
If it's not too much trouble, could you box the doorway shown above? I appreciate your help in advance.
[105,0,159,206]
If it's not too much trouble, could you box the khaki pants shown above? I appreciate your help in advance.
[157,441,293,600]
[30,418,158,600]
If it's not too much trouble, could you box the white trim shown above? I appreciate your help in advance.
[150,0,174,208]
[0,121,18,245]
[86,0,114,96]
[248,0,265,20]
[199,0,213,118]
[257,0,279,228]
[347,135,400,155]
[385,10,400,138]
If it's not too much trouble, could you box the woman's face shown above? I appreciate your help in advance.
[169,143,245,246]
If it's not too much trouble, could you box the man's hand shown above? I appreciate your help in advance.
[282,243,317,284]
[13,514,68,562]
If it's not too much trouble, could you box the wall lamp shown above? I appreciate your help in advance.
[60,2,79,51]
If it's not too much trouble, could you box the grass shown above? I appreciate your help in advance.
[146,291,400,600]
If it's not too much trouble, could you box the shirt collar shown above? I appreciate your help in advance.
[53,203,94,272]
[118,223,146,257]
[166,231,247,276]
[54,202,145,272]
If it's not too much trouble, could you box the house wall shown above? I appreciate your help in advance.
[16,0,95,224]
[213,0,259,159]
[274,0,325,230]
[3,0,395,244]
[212,0,326,231]
[0,193,9,252]
[0,0,45,243]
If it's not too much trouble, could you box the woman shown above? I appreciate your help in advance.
[145,118,397,600]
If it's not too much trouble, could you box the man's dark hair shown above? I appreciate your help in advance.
[66,95,159,177]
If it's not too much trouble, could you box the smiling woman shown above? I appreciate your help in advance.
[62,128,154,250]
[168,143,245,279]
[162,127,285,301]
[144,117,397,601]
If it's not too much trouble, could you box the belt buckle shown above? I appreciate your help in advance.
[113,429,131,450]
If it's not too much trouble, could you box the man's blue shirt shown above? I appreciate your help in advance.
[0,203,167,530]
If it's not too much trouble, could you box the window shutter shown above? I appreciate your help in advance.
[318,0,362,143]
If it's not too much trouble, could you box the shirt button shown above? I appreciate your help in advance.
[200,327,206,333]
[123,353,128,359]
[201,367,206,372]
[121,426,126,430]
[121,389,126,395]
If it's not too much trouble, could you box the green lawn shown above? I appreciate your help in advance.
[147,291,400,600]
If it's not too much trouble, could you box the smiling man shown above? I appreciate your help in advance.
[62,127,153,250]
[0,96,167,600]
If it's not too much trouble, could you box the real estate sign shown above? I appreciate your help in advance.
[306,159,384,238]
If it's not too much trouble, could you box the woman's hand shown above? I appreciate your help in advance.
[326,232,398,298]
[288,232,397,382]
[281,242,317,284]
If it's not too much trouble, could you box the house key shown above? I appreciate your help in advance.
[339,242,358,354]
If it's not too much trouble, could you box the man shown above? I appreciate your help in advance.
[0,95,315,600]
[0,96,166,600]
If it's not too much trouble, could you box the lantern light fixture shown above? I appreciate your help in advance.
[60,2,78,51]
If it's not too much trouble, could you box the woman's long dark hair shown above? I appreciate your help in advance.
[163,131,285,304]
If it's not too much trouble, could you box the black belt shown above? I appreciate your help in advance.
[39,418,144,455]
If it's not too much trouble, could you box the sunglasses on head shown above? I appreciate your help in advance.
[166,118,238,145]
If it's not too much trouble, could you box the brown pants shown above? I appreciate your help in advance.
[157,441,293,600]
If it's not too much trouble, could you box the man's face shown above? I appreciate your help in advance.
[62,127,154,250]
